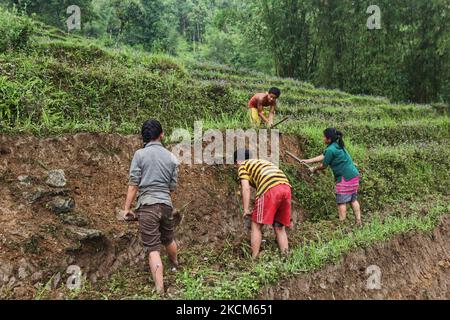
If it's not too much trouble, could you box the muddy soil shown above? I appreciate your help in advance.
[260,215,450,300]
[0,133,304,298]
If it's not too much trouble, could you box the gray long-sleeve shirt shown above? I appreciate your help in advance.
[129,141,178,209]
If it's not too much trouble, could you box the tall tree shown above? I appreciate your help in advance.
[0,0,95,30]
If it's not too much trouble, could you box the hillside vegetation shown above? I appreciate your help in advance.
[1,8,448,215]
[2,1,449,104]
[0,9,449,299]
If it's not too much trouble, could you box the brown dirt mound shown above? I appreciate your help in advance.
[260,215,450,300]
[0,133,304,299]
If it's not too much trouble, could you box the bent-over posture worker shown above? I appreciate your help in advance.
[248,87,281,127]
[235,150,292,259]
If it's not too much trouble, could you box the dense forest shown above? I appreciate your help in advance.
[1,0,449,104]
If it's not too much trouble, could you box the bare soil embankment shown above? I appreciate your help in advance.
[0,133,303,299]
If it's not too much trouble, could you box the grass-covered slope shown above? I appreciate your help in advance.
[1,9,448,217]
[2,8,446,135]
[0,9,449,299]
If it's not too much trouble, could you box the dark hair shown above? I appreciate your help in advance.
[234,149,251,164]
[141,119,163,144]
[268,87,281,98]
[324,128,345,149]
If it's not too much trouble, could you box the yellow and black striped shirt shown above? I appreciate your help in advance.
[238,159,291,197]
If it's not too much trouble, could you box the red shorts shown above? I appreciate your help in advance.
[252,184,291,227]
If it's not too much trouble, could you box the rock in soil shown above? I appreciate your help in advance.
[49,197,75,214]
[45,169,67,188]
[30,272,43,282]
[25,189,47,204]
[59,213,89,227]
[66,226,103,241]
[52,272,61,289]
[18,266,29,280]
[17,175,32,185]
[7,277,17,288]
[25,188,71,204]
[0,260,14,286]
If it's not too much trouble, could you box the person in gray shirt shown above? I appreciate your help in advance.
[123,119,179,295]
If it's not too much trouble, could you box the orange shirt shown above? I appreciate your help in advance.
[248,93,276,109]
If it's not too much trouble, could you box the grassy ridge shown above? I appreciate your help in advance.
[176,199,449,300]
[284,143,450,220]
[1,8,448,221]
[1,9,447,137]
[35,196,448,300]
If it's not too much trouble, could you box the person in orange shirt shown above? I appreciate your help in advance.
[248,87,281,127]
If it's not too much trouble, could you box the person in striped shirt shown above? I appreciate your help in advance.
[234,149,292,259]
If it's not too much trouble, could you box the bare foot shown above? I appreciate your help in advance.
[169,259,179,272]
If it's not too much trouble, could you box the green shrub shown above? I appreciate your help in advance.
[0,7,34,52]
[283,138,449,220]
[338,119,449,146]
[145,54,188,78]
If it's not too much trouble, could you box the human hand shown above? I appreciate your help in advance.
[123,209,137,221]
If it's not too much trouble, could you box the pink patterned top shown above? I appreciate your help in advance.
[335,176,360,195]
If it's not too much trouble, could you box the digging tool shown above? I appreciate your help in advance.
[287,151,328,178]
[286,151,313,169]
[285,151,324,188]
[270,116,291,129]
[173,200,193,227]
